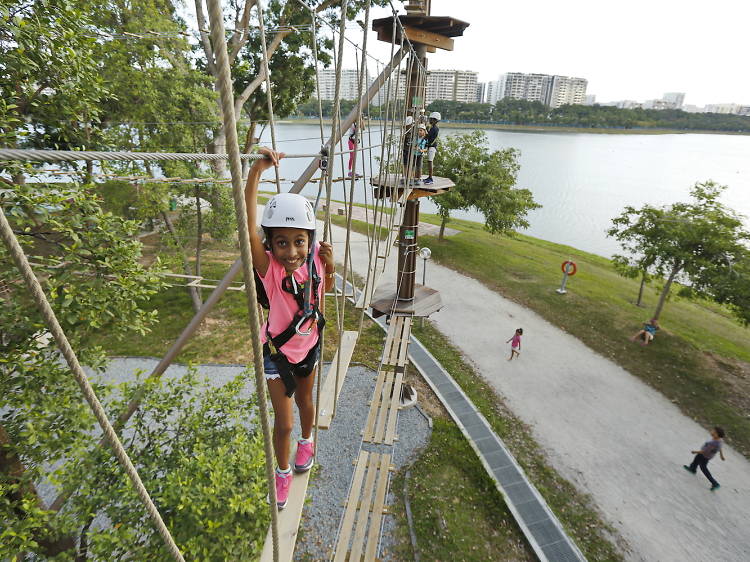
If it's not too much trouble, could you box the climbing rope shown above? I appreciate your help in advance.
[256,1,283,194]
[205,0,280,559]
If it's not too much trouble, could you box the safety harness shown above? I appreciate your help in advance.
[263,255,325,397]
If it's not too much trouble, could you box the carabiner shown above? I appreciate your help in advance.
[295,313,315,336]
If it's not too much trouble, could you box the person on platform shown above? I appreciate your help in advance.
[423,111,441,185]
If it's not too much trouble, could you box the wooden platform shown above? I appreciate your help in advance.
[362,369,402,445]
[369,283,443,318]
[333,451,393,562]
[259,451,311,562]
[370,174,454,201]
[317,330,359,429]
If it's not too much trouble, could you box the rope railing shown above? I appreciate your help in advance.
[206,0,280,559]
[0,148,320,163]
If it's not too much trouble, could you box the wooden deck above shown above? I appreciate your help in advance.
[371,174,454,201]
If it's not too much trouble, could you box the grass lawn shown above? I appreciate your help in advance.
[416,214,750,456]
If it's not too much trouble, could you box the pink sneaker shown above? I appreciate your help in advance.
[274,470,292,509]
[294,440,315,473]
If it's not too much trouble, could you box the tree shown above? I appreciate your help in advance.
[432,130,540,239]
[0,0,107,183]
[608,181,750,323]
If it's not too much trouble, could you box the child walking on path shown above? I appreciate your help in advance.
[245,147,336,509]
[683,426,726,491]
[506,328,523,361]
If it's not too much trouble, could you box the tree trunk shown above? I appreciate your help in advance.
[438,215,447,240]
[653,264,680,321]
[636,272,647,307]
[160,211,202,312]
[194,186,203,304]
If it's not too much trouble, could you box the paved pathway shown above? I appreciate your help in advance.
[326,221,750,562]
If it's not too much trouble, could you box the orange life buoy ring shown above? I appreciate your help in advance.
[561,260,577,276]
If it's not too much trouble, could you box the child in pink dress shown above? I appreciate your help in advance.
[506,328,523,361]
[245,147,335,509]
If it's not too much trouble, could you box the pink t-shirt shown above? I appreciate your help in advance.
[510,333,522,348]
[259,243,324,364]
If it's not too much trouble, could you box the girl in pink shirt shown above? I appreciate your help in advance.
[506,328,523,361]
[245,148,335,509]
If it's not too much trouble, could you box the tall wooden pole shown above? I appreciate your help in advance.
[397,7,428,302]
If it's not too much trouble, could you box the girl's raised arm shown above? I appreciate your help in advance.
[244,147,283,276]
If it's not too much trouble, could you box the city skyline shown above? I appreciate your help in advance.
[353,0,749,108]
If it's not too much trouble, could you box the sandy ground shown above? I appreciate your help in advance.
[322,219,750,562]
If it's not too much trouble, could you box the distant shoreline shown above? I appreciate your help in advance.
[280,117,750,136]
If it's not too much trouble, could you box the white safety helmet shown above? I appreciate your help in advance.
[417,124,427,130]
[429,111,441,121]
[261,192,315,230]
[404,115,414,126]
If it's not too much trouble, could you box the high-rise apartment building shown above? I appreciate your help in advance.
[315,68,367,100]
[424,69,478,105]
[476,82,486,103]
[662,92,685,109]
[495,72,587,108]
[547,76,588,108]
[485,79,499,105]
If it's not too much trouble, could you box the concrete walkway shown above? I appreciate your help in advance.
[326,221,750,562]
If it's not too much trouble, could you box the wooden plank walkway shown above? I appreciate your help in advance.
[332,451,392,562]
[382,315,411,370]
[362,369,402,445]
[259,449,312,562]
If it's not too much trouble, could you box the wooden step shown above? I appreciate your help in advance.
[382,315,412,369]
[333,451,392,562]
[317,330,359,429]
[362,369,402,445]
[259,450,312,562]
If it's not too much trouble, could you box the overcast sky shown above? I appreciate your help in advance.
[349,0,749,106]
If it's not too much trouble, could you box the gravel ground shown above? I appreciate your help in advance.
[77,357,430,560]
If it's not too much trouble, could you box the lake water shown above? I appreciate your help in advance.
[261,122,750,257]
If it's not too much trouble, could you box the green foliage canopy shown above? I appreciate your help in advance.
[608,181,750,323]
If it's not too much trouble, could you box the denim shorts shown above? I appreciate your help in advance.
[263,342,320,381]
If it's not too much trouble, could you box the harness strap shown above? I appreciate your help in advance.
[265,259,325,397]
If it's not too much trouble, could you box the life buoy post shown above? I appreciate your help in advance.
[556,260,577,294]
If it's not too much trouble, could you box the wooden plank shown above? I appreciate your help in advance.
[349,453,381,561]
[397,317,412,367]
[333,451,370,562]
[403,24,454,51]
[364,453,392,561]
[373,371,395,444]
[363,370,387,442]
[317,331,358,429]
[259,449,312,562]
[384,372,404,445]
